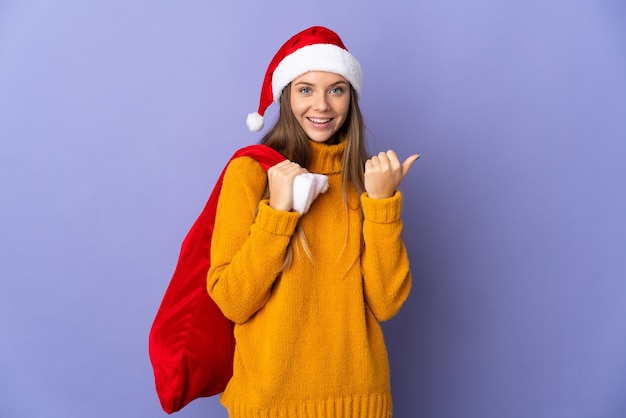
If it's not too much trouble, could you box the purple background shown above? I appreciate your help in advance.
[1,1,625,417]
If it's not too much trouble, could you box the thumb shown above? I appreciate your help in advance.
[401,154,421,176]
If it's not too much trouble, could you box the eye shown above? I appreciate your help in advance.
[299,87,312,95]
[330,86,345,95]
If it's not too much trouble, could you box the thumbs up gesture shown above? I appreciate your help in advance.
[364,150,420,199]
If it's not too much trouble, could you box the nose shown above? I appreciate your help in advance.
[313,93,330,111]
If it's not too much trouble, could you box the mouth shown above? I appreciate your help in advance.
[307,117,333,125]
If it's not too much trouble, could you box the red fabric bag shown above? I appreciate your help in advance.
[149,145,285,414]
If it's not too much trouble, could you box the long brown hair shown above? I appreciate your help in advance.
[258,82,368,267]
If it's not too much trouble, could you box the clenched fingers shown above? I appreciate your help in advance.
[364,150,420,199]
[267,160,308,211]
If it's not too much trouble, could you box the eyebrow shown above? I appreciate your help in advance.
[293,80,349,87]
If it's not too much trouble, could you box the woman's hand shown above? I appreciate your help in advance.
[364,150,419,199]
[267,160,309,211]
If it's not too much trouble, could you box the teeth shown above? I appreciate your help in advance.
[309,117,331,124]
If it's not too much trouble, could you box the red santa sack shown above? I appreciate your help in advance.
[149,144,285,413]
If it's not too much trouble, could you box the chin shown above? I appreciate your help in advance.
[306,131,338,144]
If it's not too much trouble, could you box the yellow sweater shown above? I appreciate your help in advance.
[207,140,411,417]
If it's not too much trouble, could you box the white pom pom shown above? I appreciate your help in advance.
[246,112,264,132]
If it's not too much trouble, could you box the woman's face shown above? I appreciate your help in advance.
[289,71,351,143]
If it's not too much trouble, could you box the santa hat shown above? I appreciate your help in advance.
[246,26,362,132]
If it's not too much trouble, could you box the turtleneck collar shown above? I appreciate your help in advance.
[308,140,345,175]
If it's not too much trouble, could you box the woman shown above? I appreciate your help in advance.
[207,25,418,417]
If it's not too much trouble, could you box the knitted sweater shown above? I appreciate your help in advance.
[207,140,411,417]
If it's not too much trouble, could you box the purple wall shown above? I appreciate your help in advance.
[1,1,625,417]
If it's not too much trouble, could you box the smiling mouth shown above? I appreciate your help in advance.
[307,117,333,124]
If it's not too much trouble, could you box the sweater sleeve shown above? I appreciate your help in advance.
[360,191,412,321]
[207,156,300,324]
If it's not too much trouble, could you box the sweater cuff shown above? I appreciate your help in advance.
[254,199,300,236]
[361,191,403,224]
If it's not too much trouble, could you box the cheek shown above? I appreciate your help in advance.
[289,97,306,118]
[337,98,350,120]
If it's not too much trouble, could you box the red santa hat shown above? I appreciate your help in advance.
[246,26,362,132]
